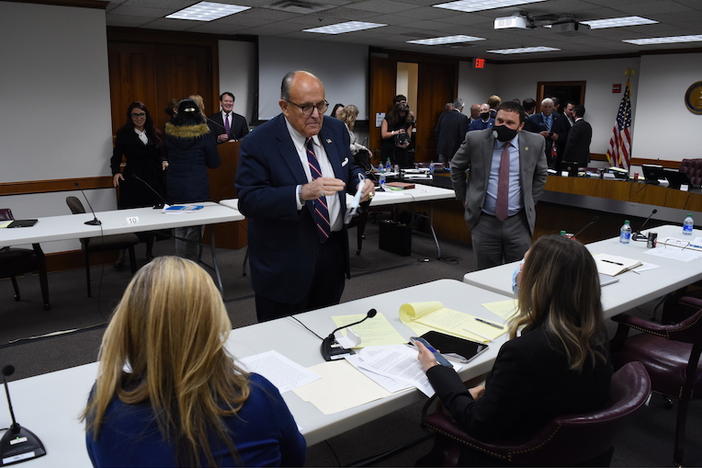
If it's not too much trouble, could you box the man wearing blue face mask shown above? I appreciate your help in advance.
[451,101,548,270]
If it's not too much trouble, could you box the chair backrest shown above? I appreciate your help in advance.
[0,208,14,221]
[679,159,702,187]
[66,196,86,215]
[509,361,651,465]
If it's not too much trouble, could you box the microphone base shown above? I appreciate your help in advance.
[321,337,356,362]
[0,425,46,466]
[84,219,102,226]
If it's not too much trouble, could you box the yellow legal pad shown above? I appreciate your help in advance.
[331,312,407,348]
[399,302,507,343]
[481,299,518,321]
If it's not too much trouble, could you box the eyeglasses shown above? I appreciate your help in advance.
[131,112,146,117]
[285,99,329,117]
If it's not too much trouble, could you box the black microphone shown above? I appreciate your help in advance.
[207,117,226,131]
[75,182,101,226]
[131,175,167,209]
[572,215,600,239]
[321,309,377,361]
[633,208,658,241]
[0,365,46,463]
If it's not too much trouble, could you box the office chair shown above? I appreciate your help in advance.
[421,361,651,467]
[65,196,139,297]
[0,208,50,310]
[679,159,702,188]
[611,299,702,467]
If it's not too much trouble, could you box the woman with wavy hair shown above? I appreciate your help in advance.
[418,235,612,453]
[84,256,305,467]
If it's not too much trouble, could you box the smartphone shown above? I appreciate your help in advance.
[410,336,453,368]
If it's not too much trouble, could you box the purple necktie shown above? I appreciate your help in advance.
[224,112,231,134]
[305,137,331,242]
[495,143,511,221]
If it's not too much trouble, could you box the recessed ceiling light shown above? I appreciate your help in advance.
[487,46,560,54]
[582,16,658,29]
[623,34,702,45]
[433,0,546,13]
[166,2,250,21]
[407,35,485,45]
[303,21,386,34]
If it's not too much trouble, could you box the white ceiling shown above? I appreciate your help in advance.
[104,0,702,61]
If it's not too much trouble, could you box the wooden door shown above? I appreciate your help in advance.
[416,61,457,163]
[368,55,396,164]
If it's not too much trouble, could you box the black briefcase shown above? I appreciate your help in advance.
[378,220,411,256]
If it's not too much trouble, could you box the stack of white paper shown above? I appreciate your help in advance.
[239,350,320,393]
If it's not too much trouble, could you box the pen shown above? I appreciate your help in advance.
[474,317,504,329]
[601,259,623,266]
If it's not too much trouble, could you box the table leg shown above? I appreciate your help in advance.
[429,205,441,258]
[208,231,224,293]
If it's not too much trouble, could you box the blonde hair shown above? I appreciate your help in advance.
[509,235,607,371]
[340,104,359,130]
[189,94,207,117]
[487,95,502,109]
[83,256,250,467]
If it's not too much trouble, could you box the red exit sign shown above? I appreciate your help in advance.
[612,83,622,93]
[473,58,486,69]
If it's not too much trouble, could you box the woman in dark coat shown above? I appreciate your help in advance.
[163,98,219,259]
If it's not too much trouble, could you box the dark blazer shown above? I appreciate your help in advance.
[236,114,364,304]
[427,325,612,443]
[436,110,470,162]
[525,113,557,158]
[450,128,548,235]
[468,118,494,132]
[110,126,164,209]
[208,111,249,141]
[553,113,574,158]
[563,119,592,166]
[163,123,220,204]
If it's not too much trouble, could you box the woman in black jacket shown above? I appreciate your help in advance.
[417,235,612,462]
[163,98,219,259]
[110,102,165,260]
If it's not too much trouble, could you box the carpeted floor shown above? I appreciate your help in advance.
[2,222,700,466]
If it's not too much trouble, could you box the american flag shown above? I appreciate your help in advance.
[606,81,633,169]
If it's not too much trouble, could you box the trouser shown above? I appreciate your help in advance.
[471,211,531,270]
[255,231,346,323]
[174,226,202,261]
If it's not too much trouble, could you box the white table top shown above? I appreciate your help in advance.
[463,225,702,318]
[1,279,509,467]
[343,184,455,208]
[0,203,244,248]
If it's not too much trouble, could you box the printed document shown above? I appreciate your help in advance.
[239,350,319,393]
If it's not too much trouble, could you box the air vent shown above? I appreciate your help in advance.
[265,0,334,14]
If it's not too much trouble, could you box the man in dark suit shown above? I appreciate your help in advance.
[237,71,374,322]
[436,99,470,163]
[467,103,481,127]
[562,105,592,166]
[451,101,548,269]
[553,101,576,166]
[208,92,249,143]
[468,103,494,132]
[525,98,558,167]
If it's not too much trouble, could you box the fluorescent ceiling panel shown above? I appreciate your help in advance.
[303,21,386,34]
[433,0,546,13]
[166,2,250,21]
[623,34,702,45]
[487,46,560,54]
[407,34,485,45]
[582,16,658,29]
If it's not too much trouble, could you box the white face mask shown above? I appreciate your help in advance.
[511,259,525,296]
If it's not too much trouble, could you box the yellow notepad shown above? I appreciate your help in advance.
[482,299,518,321]
[399,302,506,343]
[332,312,406,348]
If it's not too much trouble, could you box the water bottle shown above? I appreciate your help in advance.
[378,163,384,173]
[683,214,694,236]
[378,173,386,191]
[619,220,632,244]
[385,159,392,172]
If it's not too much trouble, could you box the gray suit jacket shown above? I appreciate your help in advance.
[450,128,548,234]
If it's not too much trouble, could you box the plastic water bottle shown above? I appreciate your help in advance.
[683,214,694,236]
[385,159,392,172]
[619,220,632,244]
[378,173,386,191]
[378,163,384,173]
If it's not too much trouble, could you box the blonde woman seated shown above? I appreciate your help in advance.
[417,235,612,458]
[337,105,368,156]
[84,257,305,467]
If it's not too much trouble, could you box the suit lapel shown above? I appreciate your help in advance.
[483,130,495,188]
[275,115,308,185]
[518,132,529,187]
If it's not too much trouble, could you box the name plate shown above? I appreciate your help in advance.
[126,216,139,225]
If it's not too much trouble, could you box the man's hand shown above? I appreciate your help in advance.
[161,161,169,171]
[550,132,559,141]
[359,179,375,202]
[301,177,346,200]
[112,173,124,187]
[217,133,229,143]
[416,341,439,372]
[469,384,486,400]
[539,130,549,137]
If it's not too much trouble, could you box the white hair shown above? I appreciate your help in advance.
[541,98,554,106]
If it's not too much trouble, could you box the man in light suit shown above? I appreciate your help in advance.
[208,92,249,142]
[451,101,548,270]
[236,71,375,322]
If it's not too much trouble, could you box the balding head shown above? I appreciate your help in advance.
[469,103,480,119]
[279,71,327,137]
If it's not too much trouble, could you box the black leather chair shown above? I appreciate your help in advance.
[421,361,651,466]
[65,196,139,297]
[612,298,702,466]
[0,208,50,310]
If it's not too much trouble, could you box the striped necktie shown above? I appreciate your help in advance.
[305,137,331,242]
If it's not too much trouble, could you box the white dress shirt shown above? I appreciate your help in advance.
[285,118,342,231]
[134,128,148,145]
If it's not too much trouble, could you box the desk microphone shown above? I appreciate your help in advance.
[633,208,658,241]
[74,182,101,226]
[0,365,46,464]
[321,309,377,361]
[572,216,600,239]
[131,175,167,209]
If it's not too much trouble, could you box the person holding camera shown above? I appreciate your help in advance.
[381,95,415,168]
